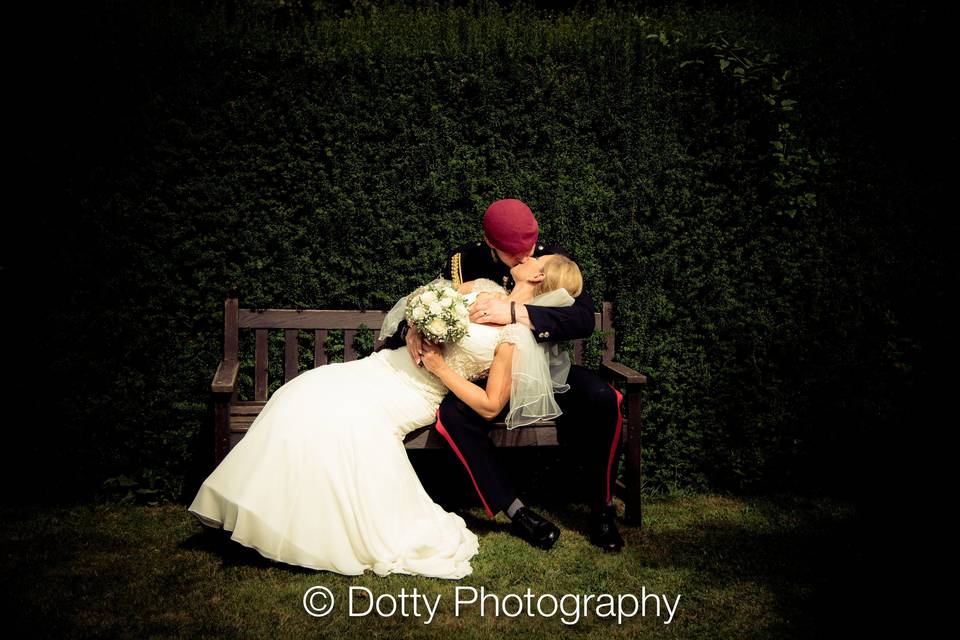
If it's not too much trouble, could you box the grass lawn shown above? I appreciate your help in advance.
[2,492,860,639]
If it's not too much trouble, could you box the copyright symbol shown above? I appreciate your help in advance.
[303,586,335,617]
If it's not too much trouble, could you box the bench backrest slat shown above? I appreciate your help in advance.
[344,329,357,362]
[602,301,615,358]
[314,329,329,367]
[255,329,268,401]
[284,329,299,382]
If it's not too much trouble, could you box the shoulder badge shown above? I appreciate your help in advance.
[451,252,463,289]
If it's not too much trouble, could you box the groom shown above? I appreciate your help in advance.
[385,199,624,552]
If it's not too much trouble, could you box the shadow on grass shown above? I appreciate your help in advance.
[178,526,315,574]
[410,444,636,536]
[633,493,861,637]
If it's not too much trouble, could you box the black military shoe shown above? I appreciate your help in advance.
[588,504,624,552]
[509,507,560,550]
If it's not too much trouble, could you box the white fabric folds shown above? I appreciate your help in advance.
[499,287,575,429]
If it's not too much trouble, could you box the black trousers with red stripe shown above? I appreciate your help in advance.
[435,364,623,518]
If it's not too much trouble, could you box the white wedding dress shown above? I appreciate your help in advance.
[188,279,526,579]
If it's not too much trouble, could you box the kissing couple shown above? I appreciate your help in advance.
[188,199,625,579]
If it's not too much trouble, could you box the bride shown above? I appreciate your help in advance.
[188,254,583,579]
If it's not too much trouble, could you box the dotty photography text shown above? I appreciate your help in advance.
[302,585,682,626]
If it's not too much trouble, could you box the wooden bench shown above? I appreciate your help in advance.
[210,295,648,525]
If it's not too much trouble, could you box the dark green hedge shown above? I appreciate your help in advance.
[11,0,936,505]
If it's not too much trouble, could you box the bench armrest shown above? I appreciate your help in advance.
[211,359,239,394]
[600,361,648,385]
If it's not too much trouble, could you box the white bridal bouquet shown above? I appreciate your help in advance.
[404,281,470,343]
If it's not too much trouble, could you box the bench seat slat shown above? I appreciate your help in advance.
[227,408,629,447]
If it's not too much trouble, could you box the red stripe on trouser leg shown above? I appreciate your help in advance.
[606,385,624,504]
[434,409,496,518]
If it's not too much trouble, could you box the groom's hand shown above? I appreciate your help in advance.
[469,293,512,325]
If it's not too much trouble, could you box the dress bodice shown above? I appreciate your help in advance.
[445,278,513,381]
[371,278,528,409]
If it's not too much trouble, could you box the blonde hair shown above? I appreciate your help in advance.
[532,254,583,298]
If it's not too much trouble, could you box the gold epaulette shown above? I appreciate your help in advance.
[451,252,463,289]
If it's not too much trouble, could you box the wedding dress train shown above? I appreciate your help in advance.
[188,279,526,579]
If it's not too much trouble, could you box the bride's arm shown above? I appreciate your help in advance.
[421,343,514,421]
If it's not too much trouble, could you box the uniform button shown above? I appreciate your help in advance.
[544,332,550,338]
[476,241,482,246]
[538,245,544,251]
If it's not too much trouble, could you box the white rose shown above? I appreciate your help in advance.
[420,291,438,304]
[428,301,444,316]
[440,296,455,307]
[411,307,425,321]
[427,317,447,337]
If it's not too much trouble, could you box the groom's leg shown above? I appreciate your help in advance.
[554,365,623,510]
[435,386,516,518]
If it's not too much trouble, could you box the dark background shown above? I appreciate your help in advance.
[3,1,952,522]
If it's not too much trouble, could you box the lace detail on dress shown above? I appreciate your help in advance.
[445,337,491,381]
[470,278,508,295]
[439,322,500,383]
[496,323,530,347]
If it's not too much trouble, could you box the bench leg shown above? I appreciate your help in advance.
[623,383,643,528]
[212,394,233,466]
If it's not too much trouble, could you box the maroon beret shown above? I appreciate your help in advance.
[482,199,539,254]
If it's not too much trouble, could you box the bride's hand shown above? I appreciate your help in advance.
[405,324,425,366]
[420,348,447,375]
